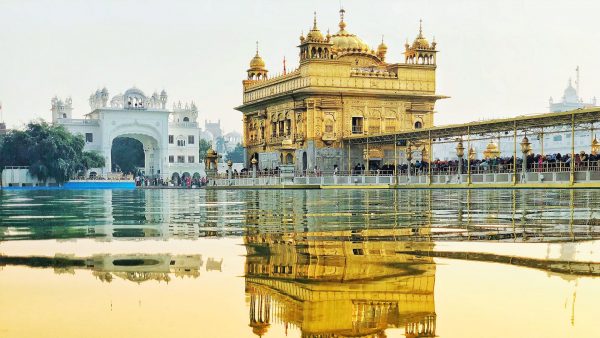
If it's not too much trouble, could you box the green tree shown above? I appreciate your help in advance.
[77,151,105,177]
[198,138,211,160]
[227,143,245,163]
[0,120,86,183]
[111,137,144,174]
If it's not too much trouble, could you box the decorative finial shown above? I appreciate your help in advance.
[255,41,259,55]
[313,11,317,29]
[419,19,423,36]
[381,35,384,43]
[339,7,346,30]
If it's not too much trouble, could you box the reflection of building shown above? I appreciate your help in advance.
[0,253,208,284]
[244,229,436,337]
[89,253,203,283]
[237,9,445,171]
[52,87,202,178]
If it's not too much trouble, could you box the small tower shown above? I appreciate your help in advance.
[247,42,268,80]
[404,20,438,65]
[298,12,333,62]
[51,96,73,122]
[100,87,109,107]
[377,36,388,61]
[160,90,168,109]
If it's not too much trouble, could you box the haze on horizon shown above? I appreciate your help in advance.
[0,0,598,133]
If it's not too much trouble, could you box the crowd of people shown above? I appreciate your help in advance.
[134,175,209,188]
[299,151,600,177]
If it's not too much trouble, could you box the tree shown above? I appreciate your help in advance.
[77,151,105,177]
[0,120,86,183]
[227,143,245,163]
[111,137,144,174]
[198,139,211,160]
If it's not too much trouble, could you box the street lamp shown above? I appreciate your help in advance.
[406,143,413,177]
[520,136,531,182]
[456,139,464,175]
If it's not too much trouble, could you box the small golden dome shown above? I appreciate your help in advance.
[377,36,388,53]
[249,53,265,69]
[330,9,371,53]
[306,12,324,41]
[249,41,266,70]
[592,136,600,155]
[412,19,430,49]
[206,148,217,156]
[483,141,500,159]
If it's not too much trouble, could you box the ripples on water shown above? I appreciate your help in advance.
[0,189,599,338]
[1,189,599,243]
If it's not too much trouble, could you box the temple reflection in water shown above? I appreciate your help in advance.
[244,226,436,338]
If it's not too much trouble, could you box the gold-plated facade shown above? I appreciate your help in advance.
[236,10,446,171]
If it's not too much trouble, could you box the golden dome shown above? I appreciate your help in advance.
[306,12,324,41]
[592,136,600,155]
[330,9,371,53]
[206,148,217,157]
[378,39,388,52]
[249,53,265,70]
[412,20,430,49]
[483,141,500,159]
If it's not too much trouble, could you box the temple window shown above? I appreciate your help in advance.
[414,121,423,129]
[85,133,93,143]
[183,117,189,122]
[168,135,174,144]
[177,156,185,163]
[188,135,195,144]
[168,156,174,163]
[352,117,364,134]
[279,121,285,136]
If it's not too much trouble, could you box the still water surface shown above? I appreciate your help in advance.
[1,189,599,337]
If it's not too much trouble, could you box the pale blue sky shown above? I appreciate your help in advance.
[0,0,598,132]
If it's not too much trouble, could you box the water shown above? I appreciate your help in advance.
[0,189,599,337]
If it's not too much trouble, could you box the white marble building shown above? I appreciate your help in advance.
[53,87,202,179]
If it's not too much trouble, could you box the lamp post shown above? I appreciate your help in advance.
[406,143,413,179]
[227,159,233,180]
[251,157,258,178]
[456,139,464,175]
[520,136,531,183]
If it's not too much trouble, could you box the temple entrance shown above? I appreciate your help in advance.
[108,132,161,178]
[111,137,144,175]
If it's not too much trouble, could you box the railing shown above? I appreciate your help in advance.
[352,126,363,134]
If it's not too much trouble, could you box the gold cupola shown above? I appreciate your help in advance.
[483,141,500,159]
[404,19,438,65]
[306,12,324,42]
[247,42,268,80]
[330,8,371,53]
[298,12,333,61]
[377,36,388,61]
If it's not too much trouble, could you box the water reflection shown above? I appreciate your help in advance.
[2,189,600,243]
[244,228,436,337]
[0,253,223,283]
[1,189,600,337]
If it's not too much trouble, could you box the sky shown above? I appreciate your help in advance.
[0,0,599,133]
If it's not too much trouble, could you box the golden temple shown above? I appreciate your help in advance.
[236,9,446,172]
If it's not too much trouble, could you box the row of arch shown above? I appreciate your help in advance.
[405,53,436,65]
[300,46,333,60]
